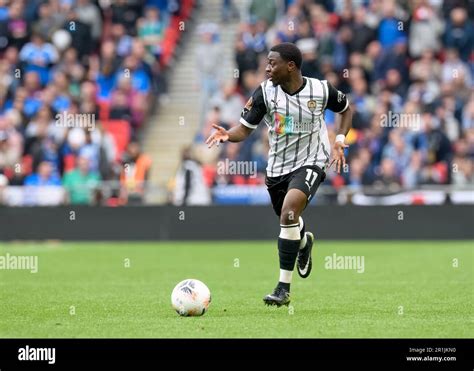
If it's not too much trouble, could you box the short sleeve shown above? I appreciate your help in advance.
[239,85,267,129]
[326,82,349,113]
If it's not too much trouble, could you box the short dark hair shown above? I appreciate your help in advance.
[270,42,303,70]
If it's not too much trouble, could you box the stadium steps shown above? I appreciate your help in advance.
[143,0,240,204]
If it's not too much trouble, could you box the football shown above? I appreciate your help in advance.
[171,279,211,317]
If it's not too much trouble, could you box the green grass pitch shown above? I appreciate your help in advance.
[0,241,472,338]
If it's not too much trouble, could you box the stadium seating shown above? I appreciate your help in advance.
[0,0,196,205]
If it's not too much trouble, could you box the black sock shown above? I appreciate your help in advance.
[278,237,300,271]
[299,220,305,240]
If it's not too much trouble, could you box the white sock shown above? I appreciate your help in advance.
[299,216,307,249]
[279,269,293,284]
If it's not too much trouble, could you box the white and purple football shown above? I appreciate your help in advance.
[171,279,211,316]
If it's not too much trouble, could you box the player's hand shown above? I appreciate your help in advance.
[206,124,229,148]
[329,141,349,173]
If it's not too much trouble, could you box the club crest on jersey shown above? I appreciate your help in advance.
[337,91,345,102]
[244,96,253,110]
[241,96,253,116]
[307,100,317,112]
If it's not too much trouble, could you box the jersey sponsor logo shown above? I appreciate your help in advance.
[274,113,315,135]
[274,112,293,135]
[307,99,317,112]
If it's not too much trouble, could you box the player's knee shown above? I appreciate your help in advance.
[280,206,300,226]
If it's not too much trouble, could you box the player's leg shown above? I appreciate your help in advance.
[279,188,309,284]
[293,166,325,278]
[263,188,307,306]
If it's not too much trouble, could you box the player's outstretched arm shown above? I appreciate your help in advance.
[330,106,352,173]
[206,123,253,148]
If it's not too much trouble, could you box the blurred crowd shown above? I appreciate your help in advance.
[0,0,181,204]
[186,0,473,205]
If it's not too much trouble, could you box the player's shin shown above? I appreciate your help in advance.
[278,223,301,290]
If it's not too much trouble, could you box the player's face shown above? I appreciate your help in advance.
[266,51,290,86]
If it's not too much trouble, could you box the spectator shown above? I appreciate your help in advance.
[63,155,101,205]
[19,32,59,86]
[452,155,474,185]
[462,98,474,131]
[414,112,452,183]
[0,129,18,172]
[410,49,442,84]
[235,38,259,86]
[0,114,22,173]
[242,18,267,54]
[374,37,409,86]
[210,81,245,127]
[346,156,367,189]
[444,7,474,61]
[382,129,413,176]
[120,141,152,204]
[75,0,102,48]
[93,123,117,180]
[78,130,100,173]
[111,0,142,31]
[349,6,376,54]
[7,1,29,49]
[441,48,472,86]
[196,24,222,127]
[173,146,211,206]
[109,89,132,123]
[409,2,444,58]
[112,74,146,130]
[24,160,61,186]
[298,38,321,79]
[34,2,64,41]
[377,1,407,49]
[402,150,423,188]
[95,40,120,102]
[348,74,375,124]
[138,6,164,59]
[63,8,93,59]
[249,0,276,27]
[119,55,151,95]
[111,23,133,58]
[373,157,402,192]
[221,0,239,23]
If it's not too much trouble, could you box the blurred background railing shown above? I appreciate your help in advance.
[1,181,472,206]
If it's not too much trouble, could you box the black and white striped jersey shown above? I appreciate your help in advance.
[240,77,349,178]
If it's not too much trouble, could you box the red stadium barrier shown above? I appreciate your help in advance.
[101,120,131,162]
[63,154,76,172]
[160,0,195,67]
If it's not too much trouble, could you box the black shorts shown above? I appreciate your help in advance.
[265,165,326,217]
